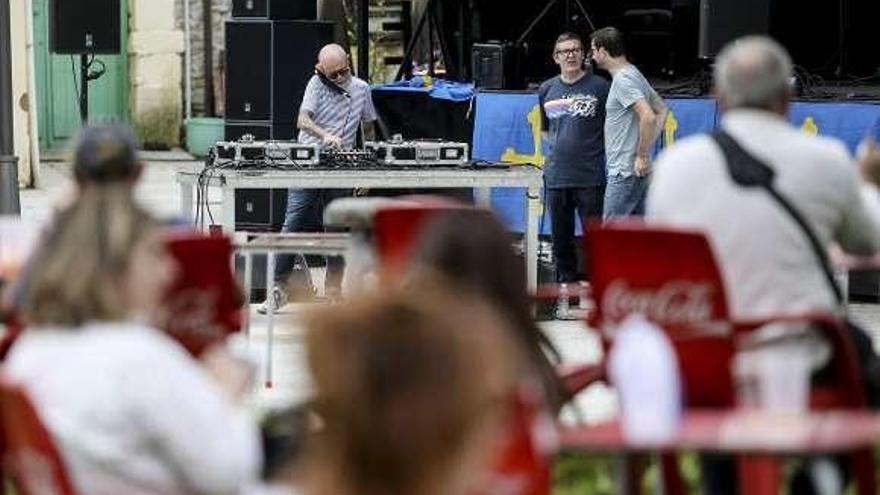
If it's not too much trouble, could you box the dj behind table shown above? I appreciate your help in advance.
[183,137,543,294]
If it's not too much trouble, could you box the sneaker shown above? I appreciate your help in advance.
[257,285,289,315]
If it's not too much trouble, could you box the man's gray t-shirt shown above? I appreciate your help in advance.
[297,75,377,148]
[604,64,662,177]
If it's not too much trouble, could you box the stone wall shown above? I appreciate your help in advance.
[129,0,185,145]
[174,0,229,117]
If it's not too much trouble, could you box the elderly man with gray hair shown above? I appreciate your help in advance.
[648,35,880,493]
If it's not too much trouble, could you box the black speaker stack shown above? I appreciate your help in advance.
[225,0,332,232]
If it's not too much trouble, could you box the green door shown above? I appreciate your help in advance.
[32,0,129,150]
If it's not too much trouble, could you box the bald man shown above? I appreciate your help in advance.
[260,44,377,313]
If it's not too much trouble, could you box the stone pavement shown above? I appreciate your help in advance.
[16,159,880,420]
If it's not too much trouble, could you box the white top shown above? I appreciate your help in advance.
[5,321,262,495]
[647,109,880,319]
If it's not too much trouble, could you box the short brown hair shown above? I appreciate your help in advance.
[303,285,519,494]
[591,26,626,57]
[410,209,566,411]
[555,31,583,48]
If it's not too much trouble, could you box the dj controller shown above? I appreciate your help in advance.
[207,134,505,170]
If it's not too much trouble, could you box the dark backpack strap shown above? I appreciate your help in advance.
[711,130,844,305]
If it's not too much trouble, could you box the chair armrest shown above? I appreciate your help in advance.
[556,363,606,403]
[732,312,868,408]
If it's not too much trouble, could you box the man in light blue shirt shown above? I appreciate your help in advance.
[591,27,667,218]
[260,44,377,313]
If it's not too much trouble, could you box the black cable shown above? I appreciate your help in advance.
[205,167,216,226]
[69,55,83,119]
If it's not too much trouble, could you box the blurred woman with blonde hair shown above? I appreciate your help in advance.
[4,124,262,495]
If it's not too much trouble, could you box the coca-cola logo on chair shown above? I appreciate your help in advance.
[601,280,725,334]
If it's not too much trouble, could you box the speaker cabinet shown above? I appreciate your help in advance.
[232,0,317,20]
[225,20,334,122]
[472,43,524,90]
[235,189,289,231]
[699,0,772,59]
[50,0,121,54]
[224,121,296,141]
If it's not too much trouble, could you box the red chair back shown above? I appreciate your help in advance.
[160,232,242,356]
[0,379,77,495]
[372,199,469,284]
[372,200,552,495]
[483,392,552,495]
[586,222,736,408]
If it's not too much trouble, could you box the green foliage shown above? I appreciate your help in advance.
[134,99,181,150]
[553,454,615,495]
[553,453,704,495]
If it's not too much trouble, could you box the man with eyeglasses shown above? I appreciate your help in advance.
[538,32,609,317]
[591,26,667,218]
[259,43,377,313]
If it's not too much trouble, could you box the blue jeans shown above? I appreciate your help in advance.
[603,174,650,219]
[273,188,351,292]
[547,187,604,283]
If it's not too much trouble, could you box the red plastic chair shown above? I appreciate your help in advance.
[583,222,874,495]
[371,197,470,284]
[372,200,555,495]
[0,378,78,495]
[159,232,244,357]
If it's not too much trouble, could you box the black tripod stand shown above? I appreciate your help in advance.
[517,0,597,45]
[77,53,106,124]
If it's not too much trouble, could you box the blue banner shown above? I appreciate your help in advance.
[473,93,880,232]
[662,98,718,147]
[473,92,551,233]
[788,102,880,154]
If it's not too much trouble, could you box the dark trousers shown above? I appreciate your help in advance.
[274,188,351,292]
[547,186,605,283]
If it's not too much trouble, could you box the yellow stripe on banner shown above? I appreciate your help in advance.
[664,110,679,148]
[801,116,819,135]
[500,105,546,167]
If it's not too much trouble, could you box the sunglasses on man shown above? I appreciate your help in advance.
[324,66,351,80]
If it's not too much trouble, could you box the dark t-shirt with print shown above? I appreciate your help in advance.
[539,73,609,188]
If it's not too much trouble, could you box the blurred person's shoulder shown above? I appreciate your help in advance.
[74,321,196,364]
[655,133,720,172]
[800,132,854,170]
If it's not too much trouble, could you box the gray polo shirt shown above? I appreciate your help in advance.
[297,75,377,148]
[605,64,662,177]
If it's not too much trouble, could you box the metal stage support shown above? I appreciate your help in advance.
[358,0,369,80]
[517,0,596,45]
